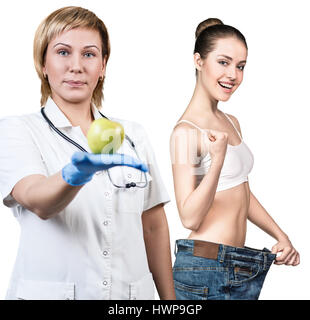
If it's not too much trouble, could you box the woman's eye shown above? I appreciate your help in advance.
[219,60,228,66]
[238,65,245,71]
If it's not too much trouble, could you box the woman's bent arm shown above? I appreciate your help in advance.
[170,126,225,231]
[176,161,222,231]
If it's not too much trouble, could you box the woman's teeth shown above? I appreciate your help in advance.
[219,82,233,89]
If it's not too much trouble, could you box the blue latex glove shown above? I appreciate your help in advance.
[62,151,148,186]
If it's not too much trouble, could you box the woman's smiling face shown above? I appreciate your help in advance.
[43,27,106,105]
[194,37,247,102]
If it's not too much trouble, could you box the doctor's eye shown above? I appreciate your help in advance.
[237,65,245,71]
[57,50,69,56]
[83,52,96,58]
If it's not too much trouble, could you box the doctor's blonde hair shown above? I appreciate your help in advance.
[33,6,110,108]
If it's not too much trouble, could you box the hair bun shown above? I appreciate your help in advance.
[195,18,224,39]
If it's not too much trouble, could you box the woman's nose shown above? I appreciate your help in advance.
[226,65,236,80]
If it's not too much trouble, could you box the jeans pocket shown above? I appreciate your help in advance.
[230,263,261,286]
[174,280,208,300]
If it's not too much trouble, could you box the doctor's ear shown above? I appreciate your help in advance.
[42,66,48,79]
[193,53,203,71]
[102,55,107,75]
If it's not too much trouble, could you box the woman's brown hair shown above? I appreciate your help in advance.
[194,18,248,59]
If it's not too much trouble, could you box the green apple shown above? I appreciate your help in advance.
[87,118,125,154]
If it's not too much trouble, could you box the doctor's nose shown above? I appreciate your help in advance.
[69,53,83,73]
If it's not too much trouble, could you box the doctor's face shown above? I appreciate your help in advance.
[43,28,106,104]
[195,37,247,102]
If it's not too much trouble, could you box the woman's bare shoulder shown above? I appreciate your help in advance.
[224,112,242,132]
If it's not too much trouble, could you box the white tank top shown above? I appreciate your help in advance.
[175,113,254,192]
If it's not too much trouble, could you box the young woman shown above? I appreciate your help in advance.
[0,6,175,300]
[170,18,300,300]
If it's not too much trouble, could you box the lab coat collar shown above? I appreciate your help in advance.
[92,103,103,120]
[43,96,102,128]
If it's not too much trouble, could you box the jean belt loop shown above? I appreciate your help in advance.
[263,252,267,271]
[219,245,226,263]
[174,241,178,257]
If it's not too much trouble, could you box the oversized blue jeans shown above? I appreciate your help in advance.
[173,239,276,300]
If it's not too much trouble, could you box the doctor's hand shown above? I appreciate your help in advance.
[62,151,148,186]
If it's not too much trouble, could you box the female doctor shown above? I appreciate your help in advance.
[0,6,175,300]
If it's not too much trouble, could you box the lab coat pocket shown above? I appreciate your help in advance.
[16,279,75,300]
[129,272,155,300]
[115,172,152,214]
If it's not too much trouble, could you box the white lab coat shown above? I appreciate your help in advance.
[0,97,170,300]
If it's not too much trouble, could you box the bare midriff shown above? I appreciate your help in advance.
[188,181,250,247]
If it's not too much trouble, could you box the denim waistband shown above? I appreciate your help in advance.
[175,239,276,270]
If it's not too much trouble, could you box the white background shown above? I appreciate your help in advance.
[0,0,309,300]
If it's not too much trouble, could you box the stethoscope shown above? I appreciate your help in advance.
[40,107,148,189]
